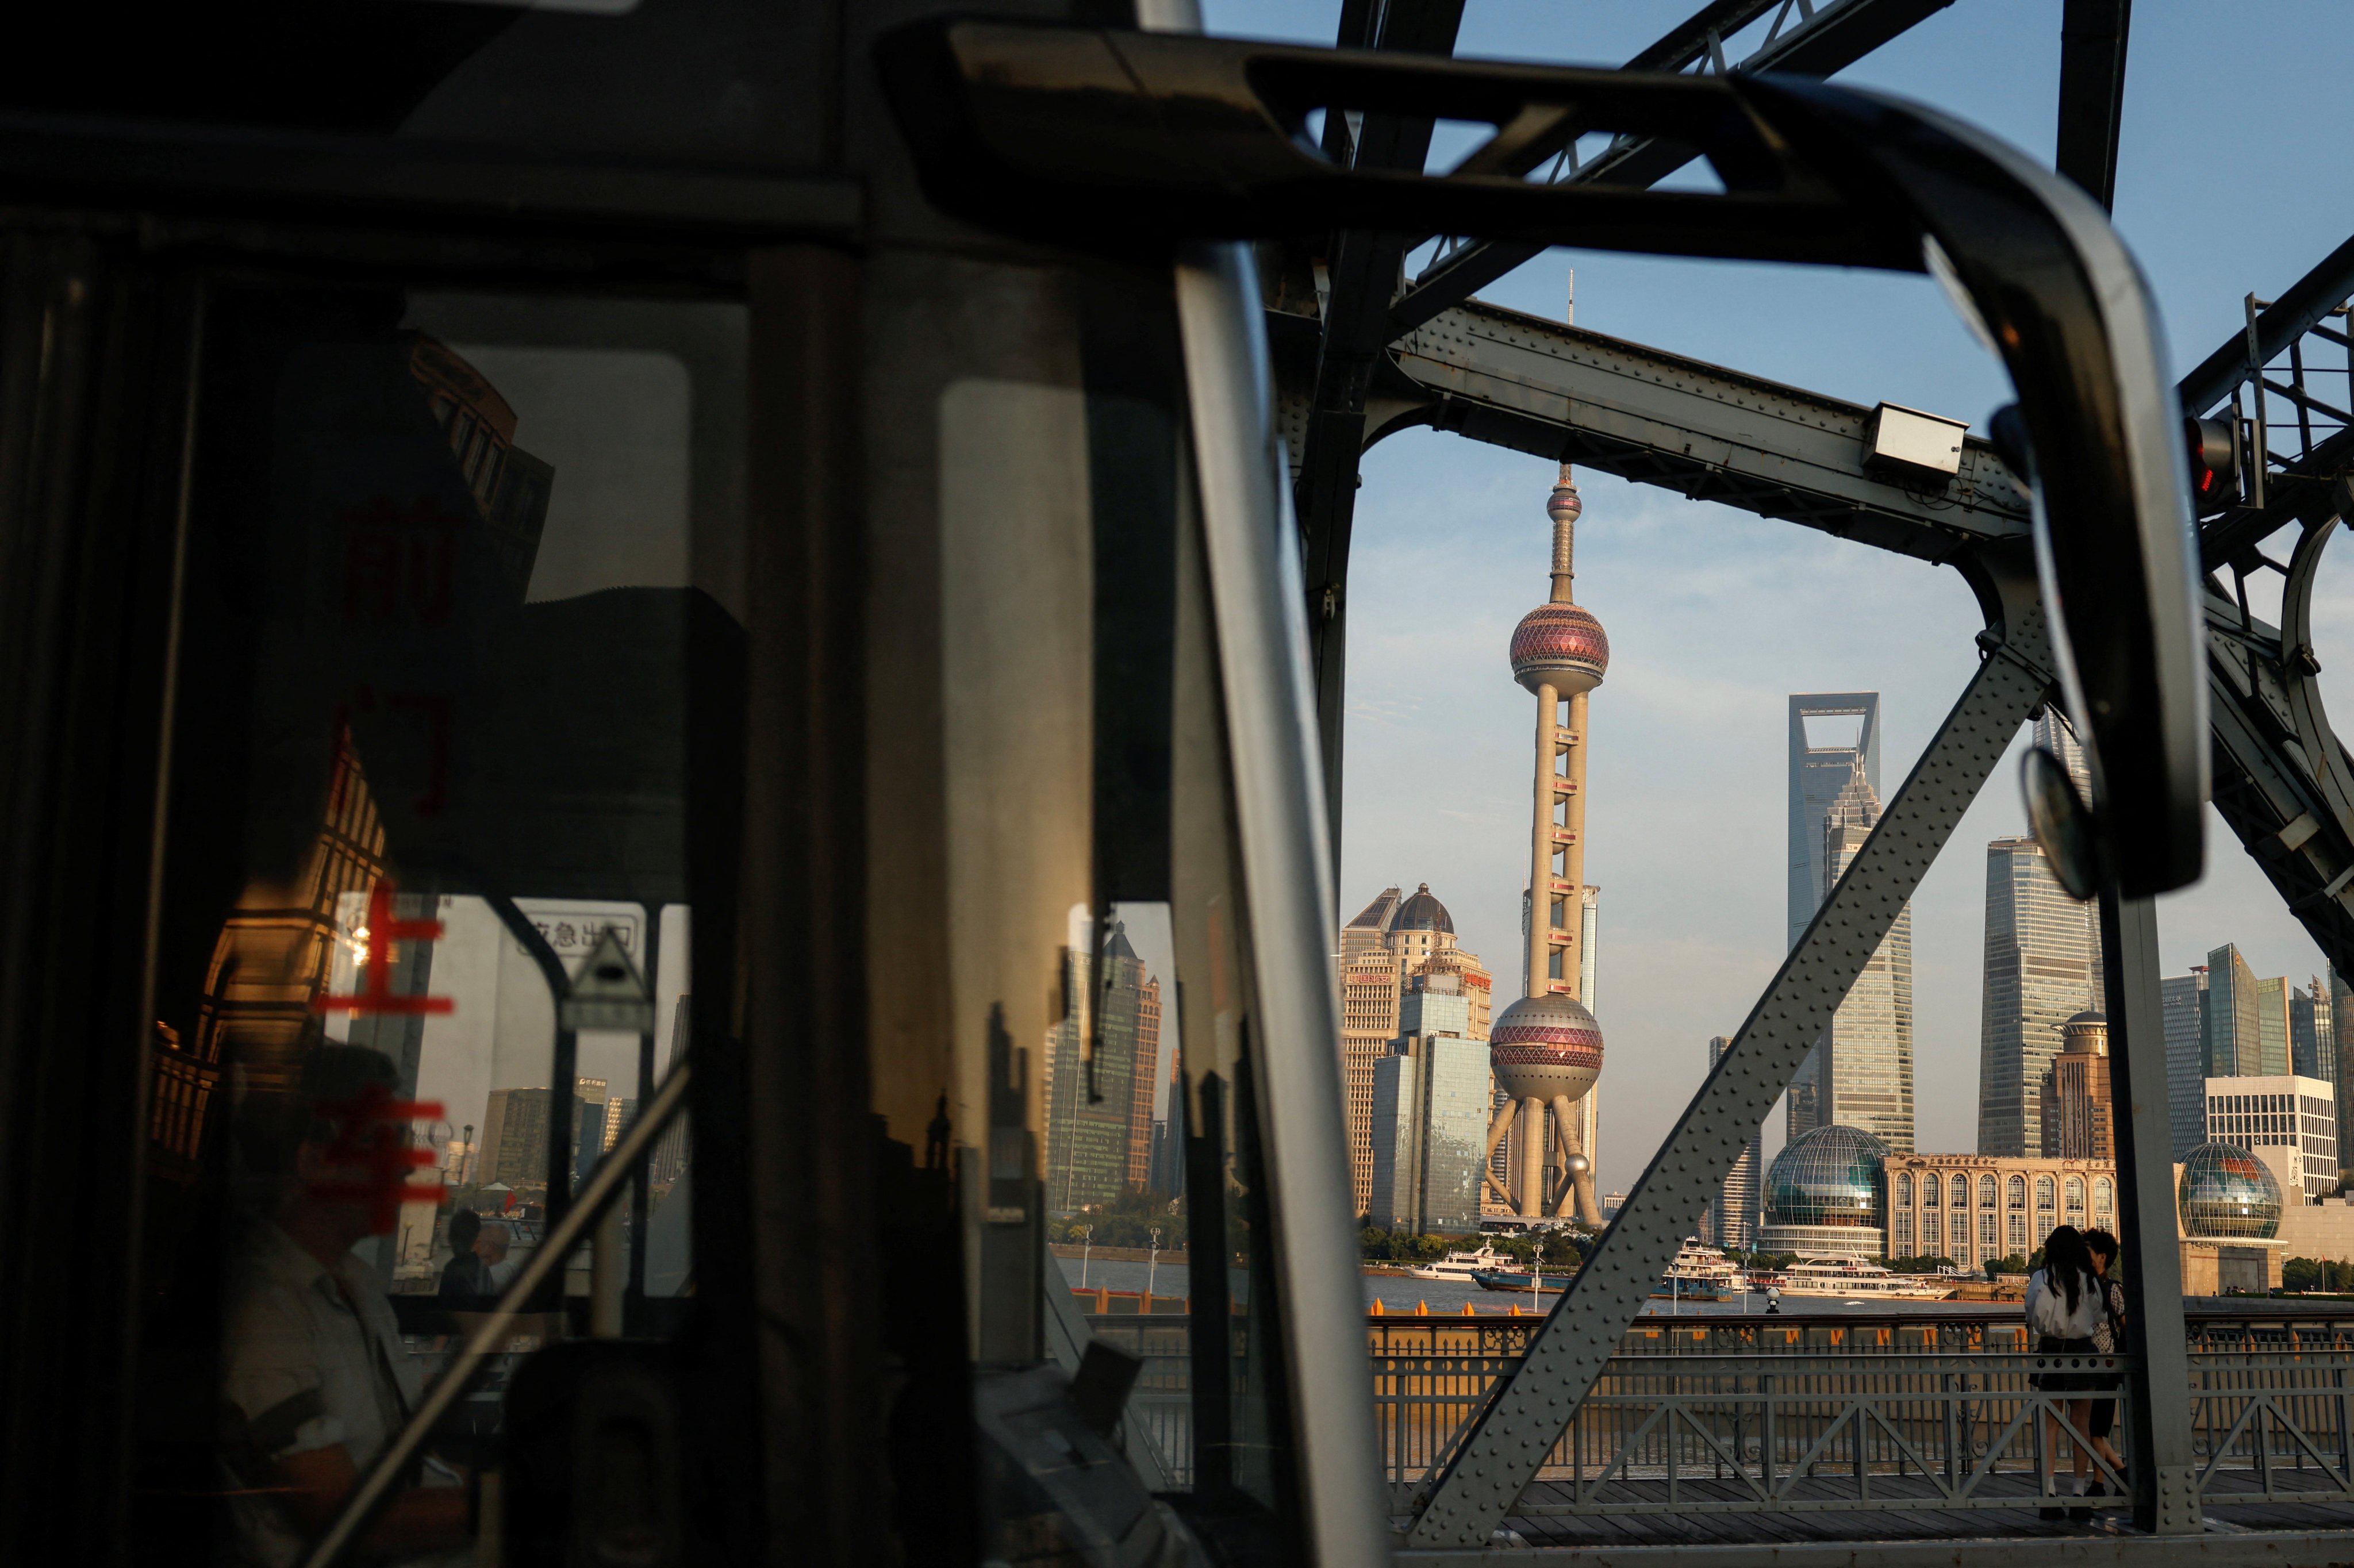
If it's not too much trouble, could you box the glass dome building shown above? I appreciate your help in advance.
[2178,1142,2283,1240]
[1758,1124,1892,1259]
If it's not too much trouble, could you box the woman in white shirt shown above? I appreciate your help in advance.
[2025,1225,2108,1519]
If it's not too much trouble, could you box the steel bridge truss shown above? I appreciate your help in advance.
[1277,215,2354,1556]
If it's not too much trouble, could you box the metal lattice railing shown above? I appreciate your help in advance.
[1377,1348,2136,1512]
[2190,1352,2354,1504]
[1082,1310,2354,1518]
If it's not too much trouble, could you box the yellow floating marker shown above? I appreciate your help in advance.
[1370,1298,1385,1316]
[1415,1300,1428,1316]
[1461,1302,1476,1316]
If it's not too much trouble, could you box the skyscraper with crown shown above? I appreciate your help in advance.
[1337,883,1491,1219]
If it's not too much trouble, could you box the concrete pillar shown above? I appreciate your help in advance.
[1517,1097,1546,1217]
[1527,683,1558,994]
[1560,688,1589,996]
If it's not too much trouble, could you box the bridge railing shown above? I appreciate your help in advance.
[1086,1308,2354,1517]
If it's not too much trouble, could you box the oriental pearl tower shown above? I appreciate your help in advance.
[1480,466,1607,1226]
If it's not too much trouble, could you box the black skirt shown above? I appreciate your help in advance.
[2032,1334,2102,1392]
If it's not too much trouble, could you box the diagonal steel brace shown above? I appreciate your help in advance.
[1408,609,2054,1547]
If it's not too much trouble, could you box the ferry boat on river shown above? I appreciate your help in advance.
[1776,1256,1958,1300]
[1653,1240,1744,1301]
[1470,1265,1579,1294]
[1407,1243,1506,1282]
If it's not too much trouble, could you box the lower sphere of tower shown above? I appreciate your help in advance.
[1489,991,1604,1104]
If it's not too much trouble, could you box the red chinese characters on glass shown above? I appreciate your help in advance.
[313,881,456,1018]
[307,1079,449,1231]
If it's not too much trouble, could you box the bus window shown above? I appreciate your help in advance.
[135,286,743,1565]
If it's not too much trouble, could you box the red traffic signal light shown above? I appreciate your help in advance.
[2186,416,2241,510]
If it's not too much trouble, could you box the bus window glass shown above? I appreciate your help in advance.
[136,287,743,1564]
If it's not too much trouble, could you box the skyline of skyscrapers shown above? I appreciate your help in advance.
[1334,666,2349,1224]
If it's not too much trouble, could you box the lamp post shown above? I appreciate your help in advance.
[1077,1224,1093,1289]
[1147,1226,1161,1302]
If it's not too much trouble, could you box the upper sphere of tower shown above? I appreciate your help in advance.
[1511,602,1610,696]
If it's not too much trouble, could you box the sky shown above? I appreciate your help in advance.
[1199,0,2354,1189]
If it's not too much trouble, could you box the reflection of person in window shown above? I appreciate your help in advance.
[220,1044,471,1566]
[436,1209,491,1301]
[479,1221,518,1291]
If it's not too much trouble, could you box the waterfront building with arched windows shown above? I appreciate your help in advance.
[1875,1152,2116,1269]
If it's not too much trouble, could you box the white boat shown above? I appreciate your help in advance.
[1775,1256,1958,1300]
[1656,1240,1744,1299]
[1408,1242,1507,1281]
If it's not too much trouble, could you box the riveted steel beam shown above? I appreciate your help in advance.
[2206,566,2354,982]
[1406,572,2053,1548]
[1390,0,1957,337]
[2053,0,2132,213]
[1369,298,2030,561]
[1295,0,1467,882]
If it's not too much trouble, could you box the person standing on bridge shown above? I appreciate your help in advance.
[2025,1224,2106,1520]
[2078,1229,2128,1505]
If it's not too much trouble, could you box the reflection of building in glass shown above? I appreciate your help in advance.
[1758,1124,1889,1259]
[2178,1142,2284,1239]
[1702,1035,1758,1250]
[2162,966,2210,1158]
[2203,1074,2338,1200]
[406,336,555,591]
[2038,1010,2114,1161]
[649,994,692,1186]
[162,723,392,1166]
[1146,1044,1185,1201]
[150,339,557,1183]
[1042,923,1162,1213]
[148,1023,217,1186]
[1883,1152,2115,1267]
[1338,884,1490,1218]
[477,1076,606,1194]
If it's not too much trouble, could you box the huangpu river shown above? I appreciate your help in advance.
[1051,1255,2023,1319]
